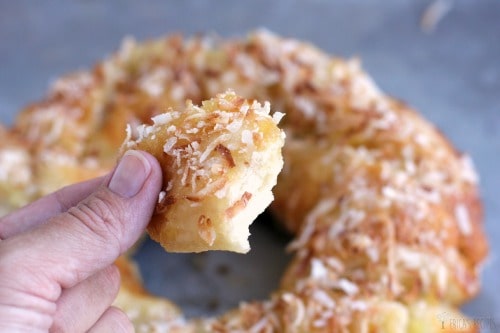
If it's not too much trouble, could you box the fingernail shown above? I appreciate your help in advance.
[109,150,151,198]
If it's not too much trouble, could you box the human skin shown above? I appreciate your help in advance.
[0,150,162,332]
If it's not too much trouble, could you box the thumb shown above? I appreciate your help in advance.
[0,150,162,301]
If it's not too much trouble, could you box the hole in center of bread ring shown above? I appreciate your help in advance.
[131,213,292,317]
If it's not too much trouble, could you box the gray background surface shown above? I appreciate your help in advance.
[1,0,499,328]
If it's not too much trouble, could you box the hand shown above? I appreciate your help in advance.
[0,150,162,332]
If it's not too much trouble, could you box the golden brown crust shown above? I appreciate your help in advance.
[123,90,285,253]
[112,257,191,331]
[0,30,488,332]
[0,126,35,213]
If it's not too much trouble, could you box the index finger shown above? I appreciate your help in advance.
[0,176,106,239]
[0,151,162,302]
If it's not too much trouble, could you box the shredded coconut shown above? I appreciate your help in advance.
[455,204,472,235]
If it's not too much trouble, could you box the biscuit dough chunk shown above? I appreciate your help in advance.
[123,90,285,253]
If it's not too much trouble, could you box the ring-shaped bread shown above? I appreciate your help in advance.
[0,30,488,332]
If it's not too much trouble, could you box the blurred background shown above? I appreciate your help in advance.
[1,0,499,328]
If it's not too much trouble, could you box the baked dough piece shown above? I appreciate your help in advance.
[122,90,285,253]
[112,257,191,332]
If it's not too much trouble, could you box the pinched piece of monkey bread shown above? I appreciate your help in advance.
[122,90,285,253]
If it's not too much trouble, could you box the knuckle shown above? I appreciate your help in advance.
[67,191,126,251]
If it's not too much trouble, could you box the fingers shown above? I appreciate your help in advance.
[0,176,105,239]
[0,150,162,302]
[50,265,120,333]
[87,307,134,333]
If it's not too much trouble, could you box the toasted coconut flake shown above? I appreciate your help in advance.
[163,137,178,153]
[198,215,216,246]
[455,204,472,235]
[241,130,254,146]
[225,192,252,219]
[216,144,236,168]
